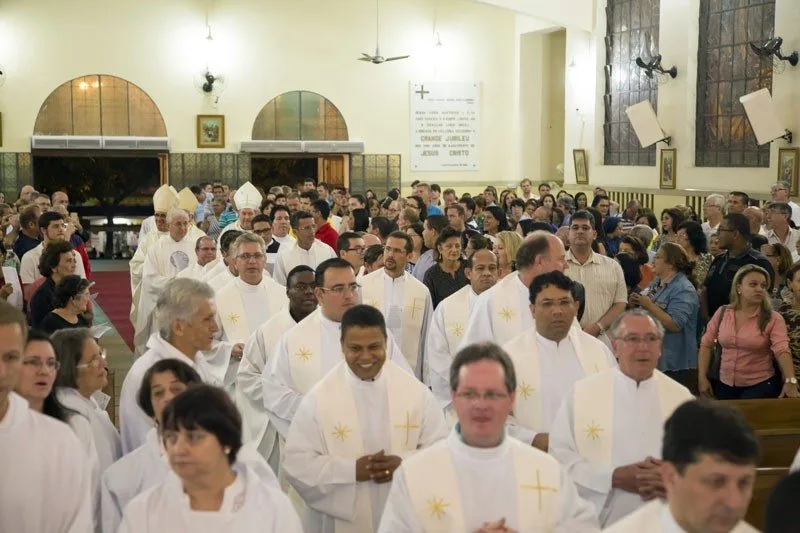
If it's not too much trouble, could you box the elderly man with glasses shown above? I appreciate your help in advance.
[771,181,800,227]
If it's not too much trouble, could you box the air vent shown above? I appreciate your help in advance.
[240,140,304,153]
[103,137,170,150]
[32,135,103,150]
[302,141,365,153]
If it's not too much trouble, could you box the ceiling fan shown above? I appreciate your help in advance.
[359,0,409,64]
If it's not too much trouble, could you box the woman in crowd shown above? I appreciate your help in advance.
[524,199,538,219]
[494,230,522,280]
[615,252,643,306]
[350,208,370,233]
[636,212,660,242]
[405,195,428,221]
[540,193,556,211]
[500,189,517,215]
[586,207,608,256]
[619,235,653,289]
[53,327,122,474]
[28,240,77,328]
[383,198,400,222]
[423,227,469,307]
[481,205,508,244]
[602,217,624,257]
[779,263,800,379]
[40,275,92,334]
[574,192,588,211]
[101,359,204,533]
[675,220,713,286]
[653,208,685,252]
[699,265,799,400]
[761,243,793,306]
[367,198,381,219]
[365,189,376,201]
[118,385,302,532]
[630,243,700,393]
[464,233,492,259]
[405,222,425,272]
[362,244,385,275]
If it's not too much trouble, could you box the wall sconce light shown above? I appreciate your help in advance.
[635,54,677,80]
[750,37,798,68]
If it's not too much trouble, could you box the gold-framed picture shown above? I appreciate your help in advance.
[778,147,799,196]
[196,114,225,148]
[659,148,676,190]
[573,149,588,184]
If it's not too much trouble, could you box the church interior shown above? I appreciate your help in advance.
[3,0,800,531]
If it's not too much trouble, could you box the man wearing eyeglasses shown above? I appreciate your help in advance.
[177,236,218,281]
[550,309,693,528]
[337,231,366,275]
[272,211,336,286]
[264,258,412,446]
[211,232,288,393]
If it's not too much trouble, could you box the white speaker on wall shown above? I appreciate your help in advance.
[625,100,671,147]
[740,88,793,145]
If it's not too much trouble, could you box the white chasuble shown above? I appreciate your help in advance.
[129,229,166,327]
[458,273,530,350]
[273,240,336,286]
[360,268,432,379]
[503,328,615,443]
[603,500,759,533]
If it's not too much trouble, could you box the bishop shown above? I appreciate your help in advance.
[218,181,261,240]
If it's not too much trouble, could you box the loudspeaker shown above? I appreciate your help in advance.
[740,88,787,145]
[625,100,668,148]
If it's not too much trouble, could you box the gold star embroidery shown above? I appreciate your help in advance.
[227,312,240,324]
[450,323,464,337]
[427,496,450,519]
[499,307,514,321]
[518,382,533,399]
[331,423,351,442]
[295,347,312,362]
[585,421,603,441]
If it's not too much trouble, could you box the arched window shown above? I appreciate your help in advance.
[252,91,348,141]
[34,74,166,137]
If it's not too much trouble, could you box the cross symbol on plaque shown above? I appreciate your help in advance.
[394,411,420,446]
[406,298,424,320]
[415,85,430,100]
[520,469,559,511]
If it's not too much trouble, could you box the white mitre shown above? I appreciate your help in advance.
[234,182,262,211]
[153,185,179,214]
[177,187,199,213]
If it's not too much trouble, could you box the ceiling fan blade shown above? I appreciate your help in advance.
[361,53,373,58]
[358,56,374,62]
[384,55,410,62]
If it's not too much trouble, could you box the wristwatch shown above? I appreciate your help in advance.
[785,377,798,385]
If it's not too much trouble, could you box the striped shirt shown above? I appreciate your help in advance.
[566,250,627,326]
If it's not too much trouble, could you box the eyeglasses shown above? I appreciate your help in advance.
[619,334,661,345]
[456,390,509,402]
[291,282,317,293]
[237,253,266,262]
[76,350,107,369]
[319,282,360,295]
[22,358,60,372]
[344,246,367,254]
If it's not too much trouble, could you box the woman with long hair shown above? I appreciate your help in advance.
[405,195,428,222]
[494,231,523,280]
[675,221,713,287]
[574,192,588,210]
[619,235,654,289]
[539,193,556,212]
[653,208,685,252]
[761,243,793,306]
[405,222,425,270]
[482,206,509,243]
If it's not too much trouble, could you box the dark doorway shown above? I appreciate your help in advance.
[251,156,317,192]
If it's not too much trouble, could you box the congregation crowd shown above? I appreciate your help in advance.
[3,176,800,532]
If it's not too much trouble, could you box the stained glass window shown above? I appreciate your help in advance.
[252,91,348,141]
[696,0,775,167]
[350,155,400,196]
[603,0,660,167]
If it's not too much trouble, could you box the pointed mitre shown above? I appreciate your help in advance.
[177,187,199,212]
[234,182,263,211]
[153,184,179,213]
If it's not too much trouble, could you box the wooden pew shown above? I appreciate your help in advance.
[727,398,800,529]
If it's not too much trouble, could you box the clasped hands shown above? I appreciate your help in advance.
[473,518,517,533]
[355,450,402,484]
[613,456,665,500]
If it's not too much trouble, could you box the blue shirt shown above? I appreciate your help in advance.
[427,204,443,216]
[646,272,699,372]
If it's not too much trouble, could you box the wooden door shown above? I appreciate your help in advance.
[317,155,349,189]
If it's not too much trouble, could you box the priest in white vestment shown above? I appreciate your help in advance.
[361,231,433,380]
[502,271,615,451]
[204,228,244,286]
[271,205,297,248]
[458,232,571,349]
[284,304,447,533]
[263,258,412,441]
[211,233,288,392]
[273,211,336,286]
[120,278,223,454]
[378,341,599,532]
[237,265,318,472]
[550,309,693,527]
[218,181,261,241]
[0,304,93,533]
[133,208,198,351]
[427,248,499,417]
[604,400,761,533]
[176,235,218,280]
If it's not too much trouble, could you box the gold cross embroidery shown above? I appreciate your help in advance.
[406,298,425,319]
[521,470,559,511]
[450,323,464,337]
[295,347,312,362]
[427,496,450,519]
[518,382,533,399]
[394,411,420,446]
[585,421,603,441]
[331,423,351,442]
[499,306,514,321]
[228,312,240,325]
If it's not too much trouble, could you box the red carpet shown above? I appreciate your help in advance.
[91,271,134,349]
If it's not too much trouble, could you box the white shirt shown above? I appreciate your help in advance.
[273,233,296,247]
[283,363,448,533]
[0,392,93,533]
[20,242,86,284]
[790,200,800,227]
[701,220,720,240]
[263,311,412,439]
[56,387,122,475]
[272,240,335,286]
[766,227,800,262]
[139,215,155,243]
[458,273,531,348]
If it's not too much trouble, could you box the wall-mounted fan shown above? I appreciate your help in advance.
[193,70,227,103]
[359,0,409,64]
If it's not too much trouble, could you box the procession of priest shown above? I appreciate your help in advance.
[5,178,800,533]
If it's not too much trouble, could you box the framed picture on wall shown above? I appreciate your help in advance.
[659,148,676,190]
[573,149,588,184]
[196,114,225,148]
[778,147,799,196]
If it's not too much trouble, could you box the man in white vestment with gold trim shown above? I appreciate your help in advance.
[237,265,317,473]
[604,400,761,533]
[502,271,615,452]
[175,186,209,243]
[361,231,433,380]
[284,305,447,533]
[211,233,287,393]
[218,181,261,241]
[378,342,599,532]
[263,258,412,442]
[427,248,499,419]
[550,309,693,527]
